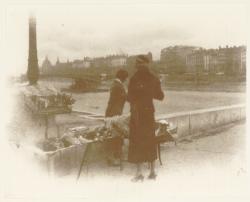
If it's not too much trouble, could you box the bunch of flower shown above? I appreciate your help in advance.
[28,93,75,111]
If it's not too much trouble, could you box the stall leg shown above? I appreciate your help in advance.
[158,144,163,166]
[45,116,48,139]
[77,143,91,180]
[47,155,54,177]
[56,124,60,138]
[119,152,123,171]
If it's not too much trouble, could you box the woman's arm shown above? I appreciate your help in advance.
[153,78,164,101]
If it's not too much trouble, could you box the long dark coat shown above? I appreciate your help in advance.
[127,69,164,163]
[105,79,127,117]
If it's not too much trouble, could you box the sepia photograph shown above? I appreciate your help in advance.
[0,0,249,201]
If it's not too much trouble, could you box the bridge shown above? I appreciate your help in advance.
[40,72,101,83]
[40,71,103,91]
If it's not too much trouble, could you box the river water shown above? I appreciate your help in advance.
[38,79,245,116]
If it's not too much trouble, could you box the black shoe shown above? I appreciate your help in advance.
[148,173,157,180]
[131,174,144,182]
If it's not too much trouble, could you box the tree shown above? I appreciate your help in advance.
[165,51,185,75]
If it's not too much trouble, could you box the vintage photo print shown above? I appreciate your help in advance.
[0,0,249,202]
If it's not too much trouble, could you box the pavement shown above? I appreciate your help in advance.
[65,121,249,201]
[160,121,246,176]
[76,121,247,179]
[3,121,249,202]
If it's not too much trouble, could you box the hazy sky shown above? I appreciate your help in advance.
[2,3,247,75]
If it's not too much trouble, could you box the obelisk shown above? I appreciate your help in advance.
[27,15,39,85]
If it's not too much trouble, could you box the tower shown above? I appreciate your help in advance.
[27,15,39,85]
[56,57,60,66]
[41,55,52,73]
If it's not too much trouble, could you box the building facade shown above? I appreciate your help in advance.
[72,58,91,68]
[105,54,128,67]
[186,46,246,75]
[160,46,199,74]
[110,57,127,67]
[186,49,218,73]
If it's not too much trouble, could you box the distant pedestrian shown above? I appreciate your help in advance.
[127,55,164,181]
[105,69,129,166]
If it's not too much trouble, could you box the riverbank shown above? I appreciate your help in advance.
[164,82,246,92]
[36,77,246,93]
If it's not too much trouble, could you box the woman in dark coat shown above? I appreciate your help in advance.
[127,55,164,181]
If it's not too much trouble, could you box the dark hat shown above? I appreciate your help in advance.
[116,69,128,80]
[136,54,150,64]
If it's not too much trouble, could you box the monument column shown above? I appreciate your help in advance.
[27,15,39,85]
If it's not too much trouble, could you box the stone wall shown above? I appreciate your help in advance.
[34,104,246,176]
[157,104,245,138]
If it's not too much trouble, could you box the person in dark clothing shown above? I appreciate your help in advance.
[127,55,164,181]
[105,69,129,166]
[105,69,128,117]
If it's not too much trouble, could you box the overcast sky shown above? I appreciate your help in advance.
[2,3,247,75]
